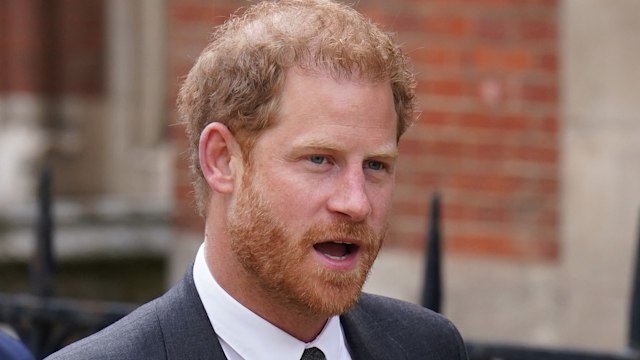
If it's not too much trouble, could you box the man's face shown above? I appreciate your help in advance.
[227,69,398,317]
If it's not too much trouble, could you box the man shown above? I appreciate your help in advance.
[48,1,467,359]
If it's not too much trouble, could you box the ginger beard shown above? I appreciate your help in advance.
[227,170,386,318]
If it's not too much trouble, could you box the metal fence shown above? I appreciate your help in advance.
[421,194,640,360]
[0,168,137,359]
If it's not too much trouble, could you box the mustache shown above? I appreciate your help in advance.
[301,220,386,249]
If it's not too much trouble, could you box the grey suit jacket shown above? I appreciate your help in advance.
[47,266,467,359]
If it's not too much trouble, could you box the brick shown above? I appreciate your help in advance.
[170,4,234,24]
[474,18,508,41]
[458,113,495,129]
[471,144,509,160]
[1,0,104,94]
[3,0,48,92]
[393,201,432,215]
[387,14,429,33]
[537,52,558,72]
[420,110,455,127]
[540,116,558,133]
[521,84,558,103]
[502,49,531,71]
[535,178,558,195]
[398,139,426,155]
[57,0,105,95]
[448,174,526,193]
[519,19,557,41]
[447,234,557,260]
[444,203,512,222]
[419,79,470,97]
[395,171,440,188]
[427,141,466,157]
[423,16,472,37]
[513,145,557,163]
[538,209,558,226]
[411,47,463,67]
[470,47,501,70]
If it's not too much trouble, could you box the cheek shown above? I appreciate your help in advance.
[369,185,394,222]
[257,172,319,222]
[265,166,324,203]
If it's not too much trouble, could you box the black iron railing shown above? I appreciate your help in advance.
[421,193,640,360]
[422,192,442,313]
[0,293,137,359]
[0,167,137,359]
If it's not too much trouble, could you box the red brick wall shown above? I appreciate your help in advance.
[168,0,559,261]
[168,1,238,232]
[1,0,48,93]
[0,0,104,95]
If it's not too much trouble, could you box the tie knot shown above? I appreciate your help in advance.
[301,347,326,360]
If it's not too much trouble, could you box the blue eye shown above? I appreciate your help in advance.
[309,155,327,165]
[365,161,385,171]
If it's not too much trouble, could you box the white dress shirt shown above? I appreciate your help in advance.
[193,243,353,360]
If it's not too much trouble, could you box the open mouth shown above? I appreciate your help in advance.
[313,241,359,261]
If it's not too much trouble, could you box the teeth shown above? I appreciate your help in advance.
[324,254,348,260]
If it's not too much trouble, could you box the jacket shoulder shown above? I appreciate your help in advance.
[344,293,468,359]
[45,298,166,360]
[357,292,452,325]
[45,265,221,360]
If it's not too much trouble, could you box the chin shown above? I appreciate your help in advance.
[296,267,370,317]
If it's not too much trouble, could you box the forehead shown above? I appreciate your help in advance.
[275,68,397,135]
[246,68,398,162]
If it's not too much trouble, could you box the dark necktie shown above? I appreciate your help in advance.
[300,347,326,360]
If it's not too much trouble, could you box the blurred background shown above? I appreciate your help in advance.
[1,0,639,355]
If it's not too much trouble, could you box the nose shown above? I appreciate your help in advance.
[327,168,372,222]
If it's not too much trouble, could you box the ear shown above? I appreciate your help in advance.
[198,122,243,194]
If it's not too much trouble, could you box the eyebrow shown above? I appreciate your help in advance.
[292,138,399,159]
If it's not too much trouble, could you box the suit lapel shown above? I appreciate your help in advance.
[340,294,408,360]
[155,270,411,359]
[156,265,228,360]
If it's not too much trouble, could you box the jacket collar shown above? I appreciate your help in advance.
[157,265,228,360]
[340,293,408,360]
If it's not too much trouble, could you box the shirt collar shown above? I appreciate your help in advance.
[193,243,347,360]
